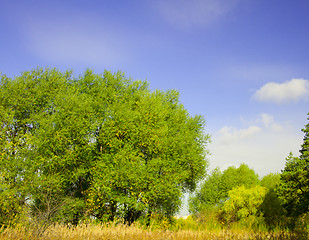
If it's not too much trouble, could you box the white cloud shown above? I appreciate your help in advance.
[209,114,303,176]
[218,125,261,144]
[154,0,240,29]
[253,79,309,103]
[256,113,284,132]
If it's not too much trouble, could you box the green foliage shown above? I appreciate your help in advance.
[0,185,24,227]
[261,173,281,190]
[0,68,209,226]
[277,113,309,218]
[86,82,209,223]
[189,164,260,214]
[259,173,285,230]
[188,168,222,213]
[294,212,309,236]
[220,164,260,195]
[220,185,267,228]
[259,188,285,230]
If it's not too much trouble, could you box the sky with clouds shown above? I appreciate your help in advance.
[1,0,309,180]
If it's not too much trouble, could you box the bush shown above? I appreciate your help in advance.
[220,185,267,229]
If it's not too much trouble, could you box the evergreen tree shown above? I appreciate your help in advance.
[277,113,309,217]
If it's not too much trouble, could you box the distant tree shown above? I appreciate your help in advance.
[259,173,285,229]
[189,164,260,214]
[220,164,260,196]
[261,173,281,190]
[188,168,222,214]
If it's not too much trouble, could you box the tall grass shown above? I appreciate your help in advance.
[1,223,307,240]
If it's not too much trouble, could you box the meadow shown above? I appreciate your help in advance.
[1,70,308,240]
[1,220,307,240]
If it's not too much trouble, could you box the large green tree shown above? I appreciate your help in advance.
[0,69,73,226]
[84,73,209,224]
[0,68,209,226]
[277,113,309,217]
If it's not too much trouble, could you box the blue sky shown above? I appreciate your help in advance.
[1,0,309,179]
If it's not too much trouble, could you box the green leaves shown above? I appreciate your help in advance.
[220,185,267,224]
[277,153,309,217]
[0,68,209,226]
[271,113,309,228]
[90,83,209,222]
[189,164,260,214]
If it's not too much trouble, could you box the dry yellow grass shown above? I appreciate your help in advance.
[0,223,306,240]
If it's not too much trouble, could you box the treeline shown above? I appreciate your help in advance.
[0,68,308,236]
[189,113,309,232]
[0,68,209,231]
[189,164,281,230]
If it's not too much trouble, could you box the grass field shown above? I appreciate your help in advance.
[1,223,307,240]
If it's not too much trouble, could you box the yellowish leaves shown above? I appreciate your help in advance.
[221,185,267,224]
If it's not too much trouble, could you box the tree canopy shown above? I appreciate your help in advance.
[0,68,210,226]
[220,185,267,226]
[189,164,260,214]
